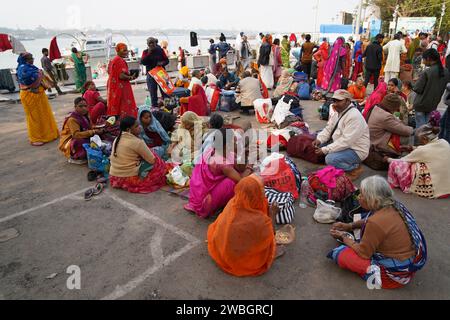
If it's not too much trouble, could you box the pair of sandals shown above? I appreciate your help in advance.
[84,183,105,201]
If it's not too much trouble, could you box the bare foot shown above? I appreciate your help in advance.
[275,245,286,259]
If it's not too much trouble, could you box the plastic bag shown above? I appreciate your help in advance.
[313,200,342,224]
[253,98,273,124]
[167,166,189,188]
[271,97,294,126]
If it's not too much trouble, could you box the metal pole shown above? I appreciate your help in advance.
[393,2,400,35]
[355,0,364,37]
[438,2,446,35]
[314,0,320,41]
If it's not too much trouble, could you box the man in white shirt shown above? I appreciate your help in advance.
[313,90,370,178]
[383,33,407,81]
[188,70,203,92]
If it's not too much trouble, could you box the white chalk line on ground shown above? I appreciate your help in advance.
[102,190,201,300]
[0,188,89,224]
[1,188,201,300]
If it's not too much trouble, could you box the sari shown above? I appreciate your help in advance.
[322,37,347,94]
[207,175,276,277]
[351,41,364,81]
[83,89,107,125]
[272,45,283,82]
[180,84,208,117]
[343,47,352,79]
[281,38,291,68]
[138,105,171,160]
[184,147,237,219]
[273,70,294,98]
[110,150,167,194]
[107,56,137,119]
[314,42,330,89]
[328,201,427,289]
[17,56,59,144]
[71,52,87,92]
[362,81,387,119]
[58,111,92,159]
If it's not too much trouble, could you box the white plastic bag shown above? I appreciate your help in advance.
[253,98,273,124]
[313,200,342,224]
[271,97,294,126]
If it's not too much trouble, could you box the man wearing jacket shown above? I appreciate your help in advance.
[141,37,169,108]
[363,34,384,90]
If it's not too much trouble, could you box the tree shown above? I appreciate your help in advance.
[370,0,450,35]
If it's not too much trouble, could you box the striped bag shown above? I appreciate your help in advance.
[265,187,296,225]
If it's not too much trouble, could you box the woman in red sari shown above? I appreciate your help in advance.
[313,39,329,89]
[179,84,209,116]
[107,43,138,119]
[343,43,352,79]
[351,41,364,82]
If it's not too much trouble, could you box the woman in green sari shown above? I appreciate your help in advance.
[281,35,291,68]
[70,48,88,93]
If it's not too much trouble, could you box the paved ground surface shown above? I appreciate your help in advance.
[0,83,449,300]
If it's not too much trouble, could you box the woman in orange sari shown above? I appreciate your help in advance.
[207,174,281,277]
[107,43,138,119]
[313,39,329,89]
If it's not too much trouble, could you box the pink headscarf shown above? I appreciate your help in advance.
[322,37,348,93]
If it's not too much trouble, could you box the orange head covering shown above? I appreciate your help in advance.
[207,175,276,277]
[115,43,128,53]
[219,58,227,65]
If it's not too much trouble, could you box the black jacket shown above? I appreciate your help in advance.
[413,64,450,113]
[141,46,169,72]
[258,43,271,66]
[363,41,383,70]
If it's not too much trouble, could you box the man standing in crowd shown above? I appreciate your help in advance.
[141,37,170,108]
[363,34,384,90]
[383,32,407,81]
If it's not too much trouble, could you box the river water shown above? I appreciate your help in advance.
[0,34,260,70]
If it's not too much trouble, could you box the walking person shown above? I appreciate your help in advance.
[41,48,63,95]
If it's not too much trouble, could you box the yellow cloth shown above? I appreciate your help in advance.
[20,86,59,144]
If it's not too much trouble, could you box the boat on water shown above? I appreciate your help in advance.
[13,35,36,41]
[60,34,138,60]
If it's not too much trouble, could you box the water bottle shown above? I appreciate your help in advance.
[145,96,152,106]
[299,178,310,209]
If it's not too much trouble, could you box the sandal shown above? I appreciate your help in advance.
[84,189,95,201]
[92,183,104,196]
[31,142,45,147]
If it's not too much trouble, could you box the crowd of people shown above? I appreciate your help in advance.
[14,28,450,290]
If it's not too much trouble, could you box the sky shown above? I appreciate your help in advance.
[0,0,361,32]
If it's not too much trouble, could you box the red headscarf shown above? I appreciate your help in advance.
[115,43,127,53]
[362,80,388,119]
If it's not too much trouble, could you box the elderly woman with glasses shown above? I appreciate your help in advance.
[328,176,427,289]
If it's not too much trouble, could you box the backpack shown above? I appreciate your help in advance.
[336,190,369,224]
[319,100,332,121]
[297,81,311,100]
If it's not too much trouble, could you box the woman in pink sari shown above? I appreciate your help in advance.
[362,80,388,119]
[322,37,348,94]
[272,39,283,88]
[184,128,253,219]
